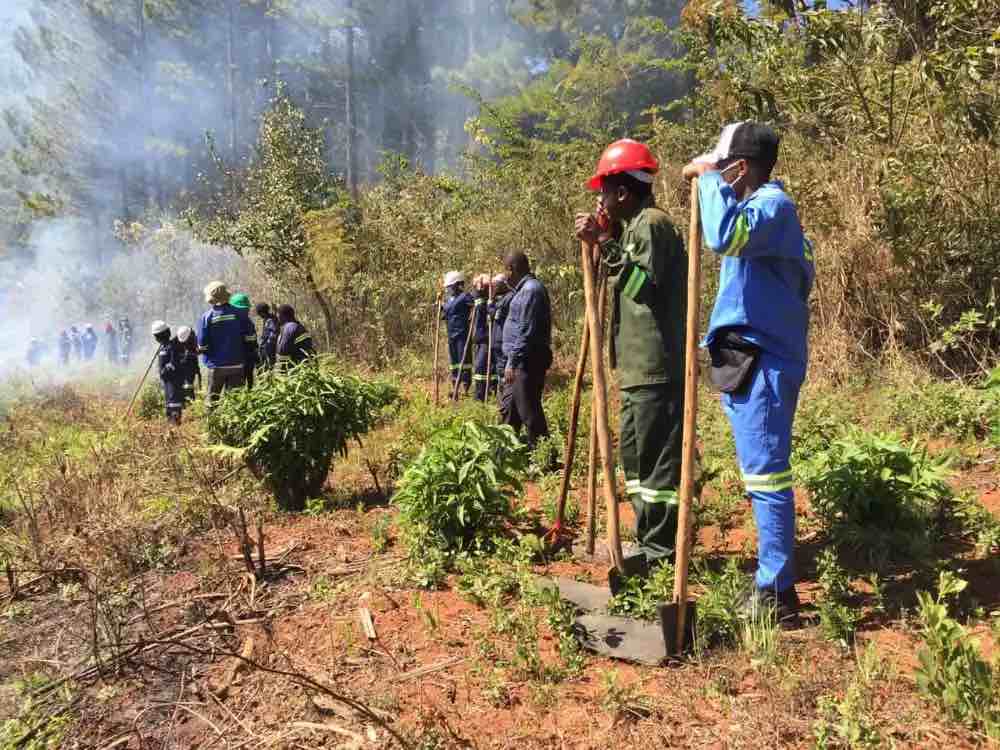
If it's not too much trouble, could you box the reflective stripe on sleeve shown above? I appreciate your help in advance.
[743,469,794,493]
[723,214,750,257]
[211,314,236,323]
[294,334,312,345]
[621,266,648,301]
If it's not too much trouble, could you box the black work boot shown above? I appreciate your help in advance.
[740,585,801,630]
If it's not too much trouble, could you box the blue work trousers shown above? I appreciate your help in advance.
[448,336,472,394]
[721,352,803,593]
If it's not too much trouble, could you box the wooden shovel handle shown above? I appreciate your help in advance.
[673,177,702,652]
[581,241,624,572]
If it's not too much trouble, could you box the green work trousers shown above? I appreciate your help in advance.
[620,383,684,563]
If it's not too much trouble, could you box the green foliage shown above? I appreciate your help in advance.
[915,572,1000,739]
[815,548,861,646]
[607,562,675,621]
[801,429,953,558]
[599,670,653,724]
[692,559,752,652]
[395,421,528,569]
[951,493,1000,558]
[886,379,997,441]
[813,644,886,749]
[204,363,398,511]
[136,381,165,421]
[370,514,392,554]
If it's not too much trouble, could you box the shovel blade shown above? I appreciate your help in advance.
[657,600,697,655]
[607,553,650,595]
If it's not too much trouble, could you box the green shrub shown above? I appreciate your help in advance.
[801,429,953,558]
[886,380,996,441]
[204,362,399,511]
[136,381,165,421]
[813,644,886,749]
[692,559,751,653]
[607,562,675,621]
[815,548,860,646]
[394,420,528,568]
[915,571,1000,740]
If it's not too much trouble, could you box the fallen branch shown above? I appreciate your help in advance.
[390,657,465,684]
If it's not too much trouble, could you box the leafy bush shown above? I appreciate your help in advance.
[815,548,860,646]
[813,644,886,749]
[692,559,751,653]
[607,563,675,621]
[915,571,1000,740]
[951,492,1000,558]
[136,381,165,421]
[886,380,996,441]
[204,363,399,511]
[394,420,528,571]
[801,429,953,558]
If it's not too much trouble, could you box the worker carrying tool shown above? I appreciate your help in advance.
[683,121,814,627]
[441,271,474,400]
[176,326,201,403]
[105,321,118,364]
[81,324,98,360]
[471,274,492,402]
[197,281,255,403]
[575,138,688,569]
[152,320,184,424]
[500,251,552,449]
[275,304,316,367]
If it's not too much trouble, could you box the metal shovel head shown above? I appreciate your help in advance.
[607,553,650,595]
[657,600,697,655]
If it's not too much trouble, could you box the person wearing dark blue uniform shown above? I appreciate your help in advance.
[69,326,82,361]
[176,326,201,404]
[229,292,258,388]
[441,271,474,400]
[152,320,184,424]
[684,122,815,625]
[119,317,133,366]
[488,275,511,401]
[255,303,279,370]
[500,251,552,448]
[196,281,254,404]
[275,304,316,367]
[81,325,98,360]
[57,330,71,365]
[471,276,492,401]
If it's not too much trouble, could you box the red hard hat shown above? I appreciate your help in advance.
[586,139,659,190]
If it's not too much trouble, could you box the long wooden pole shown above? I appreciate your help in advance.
[124,347,160,421]
[452,303,476,402]
[553,270,606,536]
[432,292,442,405]
[585,270,609,555]
[580,241,623,572]
[674,178,702,652]
[485,281,494,403]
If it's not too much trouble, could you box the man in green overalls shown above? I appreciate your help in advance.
[575,139,687,567]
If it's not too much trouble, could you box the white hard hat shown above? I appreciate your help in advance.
[443,271,464,288]
[176,326,193,343]
[151,320,169,336]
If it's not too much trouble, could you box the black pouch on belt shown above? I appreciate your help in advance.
[708,330,761,394]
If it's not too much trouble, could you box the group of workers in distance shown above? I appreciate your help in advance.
[150,280,315,424]
[567,120,814,626]
[26,318,134,368]
[441,250,553,450]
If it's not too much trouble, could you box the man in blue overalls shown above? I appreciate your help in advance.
[471,275,492,402]
[684,122,815,626]
[441,271,473,400]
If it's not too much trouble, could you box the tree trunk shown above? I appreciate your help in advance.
[305,269,335,349]
[345,0,358,199]
[226,0,239,158]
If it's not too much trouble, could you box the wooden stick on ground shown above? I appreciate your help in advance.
[433,291,442,406]
[580,240,623,572]
[673,177,702,653]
